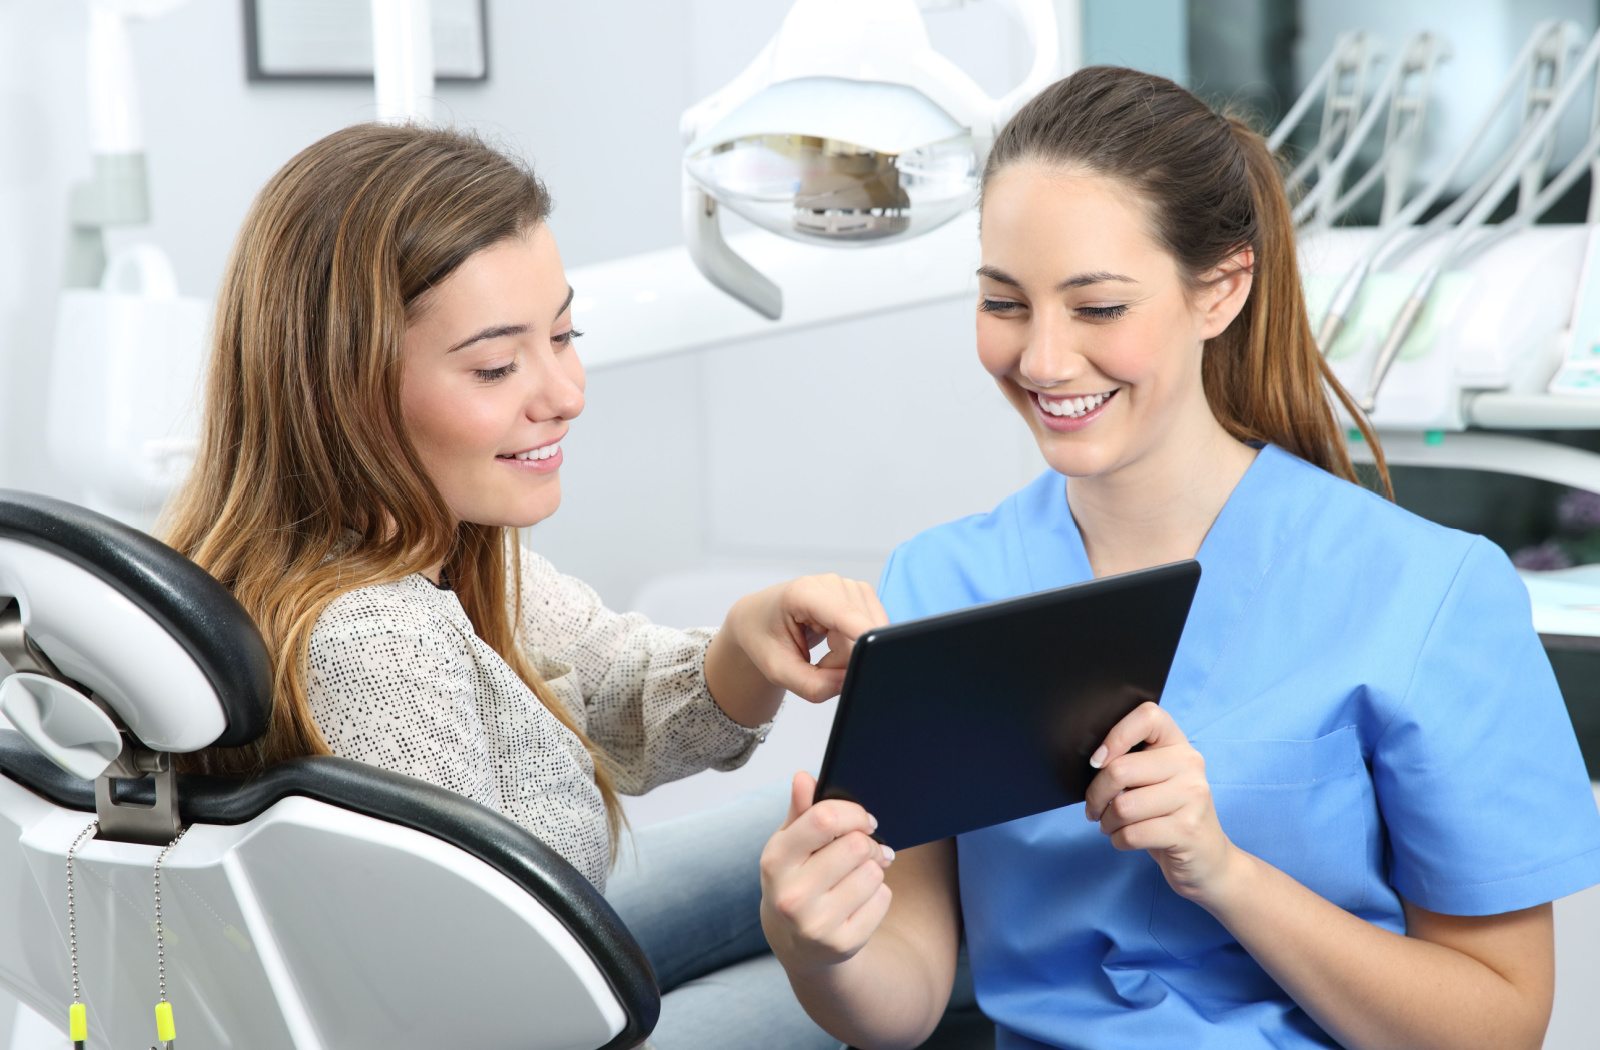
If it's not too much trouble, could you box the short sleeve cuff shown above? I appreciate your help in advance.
[1394,845,1600,916]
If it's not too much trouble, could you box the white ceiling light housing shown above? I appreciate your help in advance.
[681,0,1060,320]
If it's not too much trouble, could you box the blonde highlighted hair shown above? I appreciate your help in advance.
[162,123,622,839]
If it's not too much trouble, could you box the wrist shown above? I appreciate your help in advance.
[762,900,851,977]
[1196,843,1264,922]
[704,611,781,728]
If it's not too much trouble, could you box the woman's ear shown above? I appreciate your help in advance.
[1196,247,1254,341]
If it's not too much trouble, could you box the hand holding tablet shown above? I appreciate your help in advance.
[814,561,1201,850]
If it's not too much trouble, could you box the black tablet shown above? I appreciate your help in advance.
[815,560,1201,850]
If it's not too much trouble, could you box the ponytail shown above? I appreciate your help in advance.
[1206,119,1390,496]
[983,67,1391,497]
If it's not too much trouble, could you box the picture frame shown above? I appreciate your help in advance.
[243,0,489,83]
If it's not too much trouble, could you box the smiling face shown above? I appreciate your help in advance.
[399,223,583,529]
[976,164,1251,482]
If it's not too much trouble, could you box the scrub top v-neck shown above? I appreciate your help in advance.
[877,444,1600,1050]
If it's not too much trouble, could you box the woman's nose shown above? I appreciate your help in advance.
[529,353,584,421]
[1019,314,1082,388]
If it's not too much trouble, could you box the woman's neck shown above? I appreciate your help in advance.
[1067,408,1257,579]
[372,511,454,586]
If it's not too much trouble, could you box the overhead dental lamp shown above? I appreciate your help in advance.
[681,0,1063,320]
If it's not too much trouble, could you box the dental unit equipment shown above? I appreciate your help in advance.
[63,0,187,288]
[1291,33,1450,231]
[48,0,206,530]
[47,0,440,533]
[679,0,1062,320]
[1274,32,1384,201]
[1305,20,1582,357]
[563,1,1082,371]
[0,491,658,1049]
[1358,26,1600,416]
[371,0,434,124]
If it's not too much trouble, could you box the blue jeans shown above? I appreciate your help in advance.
[605,782,983,1050]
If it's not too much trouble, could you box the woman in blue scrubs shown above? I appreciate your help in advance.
[757,67,1600,1049]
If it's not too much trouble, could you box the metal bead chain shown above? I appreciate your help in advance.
[153,826,189,1004]
[66,820,98,1005]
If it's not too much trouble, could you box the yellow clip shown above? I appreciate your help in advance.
[68,1001,86,1042]
[154,1000,175,1042]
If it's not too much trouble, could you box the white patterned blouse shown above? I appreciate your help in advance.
[304,549,768,890]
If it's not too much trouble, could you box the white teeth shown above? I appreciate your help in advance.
[509,442,561,461]
[1039,392,1111,418]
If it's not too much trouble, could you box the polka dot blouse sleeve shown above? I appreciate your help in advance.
[514,548,768,795]
[306,583,502,812]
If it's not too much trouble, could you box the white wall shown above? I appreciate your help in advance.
[0,0,1052,599]
[0,2,86,500]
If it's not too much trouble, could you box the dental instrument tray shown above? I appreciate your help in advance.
[815,560,1201,850]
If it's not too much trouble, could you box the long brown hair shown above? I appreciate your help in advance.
[163,123,622,839]
[982,66,1391,496]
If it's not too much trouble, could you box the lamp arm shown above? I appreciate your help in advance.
[683,178,783,321]
[991,0,1063,128]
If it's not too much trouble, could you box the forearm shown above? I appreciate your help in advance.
[767,920,952,1050]
[703,619,784,727]
[1209,849,1551,1050]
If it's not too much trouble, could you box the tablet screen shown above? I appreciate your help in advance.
[815,560,1200,850]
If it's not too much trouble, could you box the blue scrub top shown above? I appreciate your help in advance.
[878,444,1600,1050]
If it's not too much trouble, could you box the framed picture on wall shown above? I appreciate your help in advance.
[243,0,489,82]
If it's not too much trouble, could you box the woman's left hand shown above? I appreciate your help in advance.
[705,575,889,727]
[1083,701,1240,905]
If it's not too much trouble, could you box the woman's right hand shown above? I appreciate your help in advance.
[760,771,896,973]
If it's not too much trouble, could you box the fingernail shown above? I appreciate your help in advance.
[880,844,895,864]
[1089,745,1108,769]
[868,813,879,831]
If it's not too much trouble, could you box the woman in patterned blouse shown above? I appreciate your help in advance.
[162,122,884,1050]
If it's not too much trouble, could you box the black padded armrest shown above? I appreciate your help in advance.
[0,490,271,747]
[0,732,658,1050]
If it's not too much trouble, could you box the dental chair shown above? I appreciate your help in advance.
[0,490,658,1050]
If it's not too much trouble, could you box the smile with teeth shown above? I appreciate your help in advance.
[1037,390,1116,418]
[499,442,561,461]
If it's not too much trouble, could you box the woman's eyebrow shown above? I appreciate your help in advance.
[445,323,529,354]
[1058,271,1135,290]
[976,265,1022,287]
[443,288,575,354]
[975,266,1136,290]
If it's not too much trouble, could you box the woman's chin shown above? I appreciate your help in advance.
[1033,430,1123,480]
[457,481,562,531]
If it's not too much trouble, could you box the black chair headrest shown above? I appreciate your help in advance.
[0,489,271,749]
